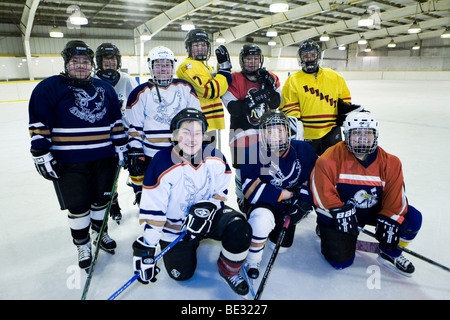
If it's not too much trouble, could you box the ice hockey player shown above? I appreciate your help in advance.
[279,39,355,155]
[132,108,252,295]
[221,44,281,211]
[239,110,317,279]
[28,40,128,270]
[95,42,138,223]
[311,111,422,276]
[176,28,232,146]
[126,46,201,206]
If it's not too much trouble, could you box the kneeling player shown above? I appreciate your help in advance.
[311,111,422,276]
[240,110,317,279]
[132,108,252,295]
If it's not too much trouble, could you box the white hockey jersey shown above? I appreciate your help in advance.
[139,145,232,245]
[126,79,201,157]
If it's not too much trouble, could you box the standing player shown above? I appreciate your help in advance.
[279,39,356,155]
[311,111,422,276]
[221,44,281,211]
[95,42,138,222]
[126,46,201,206]
[176,28,232,146]
[132,108,252,295]
[240,110,317,279]
[28,40,128,270]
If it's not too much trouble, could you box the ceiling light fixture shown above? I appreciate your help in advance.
[358,12,374,27]
[181,17,195,31]
[49,26,64,38]
[338,45,346,51]
[216,34,226,43]
[270,1,289,13]
[387,39,396,48]
[69,8,88,25]
[441,27,450,38]
[408,20,421,34]
[320,31,330,42]
[268,40,277,46]
[266,27,278,37]
[412,43,420,50]
[357,35,367,45]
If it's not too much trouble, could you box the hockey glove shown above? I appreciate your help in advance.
[329,203,358,236]
[284,201,313,225]
[185,201,217,240]
[132,236,160,284]
[256,68,276,90]
[114,140,129,168]
[336,99,363,126]
[375,215,400,251]
[31,150,61,181]
[215,45,232,71]
[128,148,147,176]
[245,90,268,111]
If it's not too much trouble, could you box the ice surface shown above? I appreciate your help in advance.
[0,80,449,301]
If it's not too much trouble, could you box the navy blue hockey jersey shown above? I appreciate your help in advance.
[28,74,126,163]
[240,140,317,211]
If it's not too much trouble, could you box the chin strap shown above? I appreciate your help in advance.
[96,69,120,86]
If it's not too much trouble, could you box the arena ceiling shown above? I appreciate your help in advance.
[1,0,449,49]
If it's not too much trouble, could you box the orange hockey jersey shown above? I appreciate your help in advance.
[311,142,408,225]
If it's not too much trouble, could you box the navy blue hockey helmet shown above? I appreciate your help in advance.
[297,39,322,74]
[259,110,291,153]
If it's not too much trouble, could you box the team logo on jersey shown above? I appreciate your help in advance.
[69,86,106,123]
[268,159,301,189]
[352,187,378,208]
[150,88,183,125]
[246,88,267,126]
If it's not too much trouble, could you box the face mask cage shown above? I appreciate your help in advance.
[345,128,378,154]
[259,115,291,153]
[150,59,174,87]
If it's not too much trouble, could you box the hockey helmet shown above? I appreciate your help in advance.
[148,46,176,87]
[95,43,121,70]
[297,39,322,74]
[170,108,208,134]
[61,40,94,85]
[343,111,379,155]
[185,29,211,61]
[239,44,264,76]
[259,110,291,153]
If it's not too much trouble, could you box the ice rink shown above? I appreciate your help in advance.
[1,79,449,301]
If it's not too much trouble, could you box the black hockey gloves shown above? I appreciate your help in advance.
[215,45,232,71]
[375,215,400,251]
[31,150,61,180]
[132,236,160,284]
[185,201,217,240]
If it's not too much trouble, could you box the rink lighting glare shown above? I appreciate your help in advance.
[49,27,64,38]
[358,13,374,27]
[408,21,421,34]
[69,10,88,25]
[270,1,289,13]
[320,32,330,42]
[266,27,278,37]
[181,19,195,31]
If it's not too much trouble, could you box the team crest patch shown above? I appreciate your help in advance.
[185,63,193,70]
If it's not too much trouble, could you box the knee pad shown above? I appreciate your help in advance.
[400,205,422,244]
[248,207,275,242]
[318,223,356,269]
[161,239,199,281]
[221,216,252,255]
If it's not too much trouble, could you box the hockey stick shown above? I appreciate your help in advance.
[81,163,123,300]
[358,227,450,272]
[241,264,255,298]
[107,230,187,300]
[254,215,291,300]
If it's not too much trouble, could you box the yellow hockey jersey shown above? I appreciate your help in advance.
[176,58,228,131]
[279,68,351,140]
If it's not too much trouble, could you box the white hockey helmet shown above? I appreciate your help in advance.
[343,111,379,155]
[147,46,176,87]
